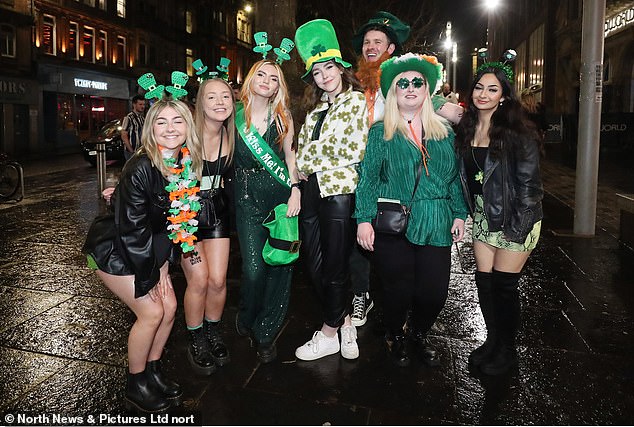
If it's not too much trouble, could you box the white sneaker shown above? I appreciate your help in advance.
[295,331,340,361]
[340,325,359,360]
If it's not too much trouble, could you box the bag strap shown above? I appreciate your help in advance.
[405,157,423,209]
[235,102,291,189]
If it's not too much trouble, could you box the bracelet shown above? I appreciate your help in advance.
[291,182,301,189]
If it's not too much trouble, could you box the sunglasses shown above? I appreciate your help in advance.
[396,77,425,90]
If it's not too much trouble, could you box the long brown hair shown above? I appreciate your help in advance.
[300,60,363,118]
[240,59,291,148]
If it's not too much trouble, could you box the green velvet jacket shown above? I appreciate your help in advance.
[354,122,468,247]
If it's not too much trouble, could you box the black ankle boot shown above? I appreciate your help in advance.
[410,331,440,367]
[386,334,410,367]
[125,371,170,413]
[256,342,277,364]
[188,328,216,375]
[146,360,182,400]
[469,271,496,367]
[480,269,521,376]
[204,319,230,366]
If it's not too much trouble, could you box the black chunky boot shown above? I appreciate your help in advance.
[204,319,230,366]
[146,360,182,400]
[480,269,521,376]
[256,342,277,364]
[187,328,217,375]
[386,334,410,367]
[410,330,440,367]
[469,271,496,367]
[124,371,170,413]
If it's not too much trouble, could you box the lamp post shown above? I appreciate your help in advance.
[484,0,500,57]
[444,22,452,91]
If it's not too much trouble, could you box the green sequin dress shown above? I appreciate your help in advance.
[234,123,293,346]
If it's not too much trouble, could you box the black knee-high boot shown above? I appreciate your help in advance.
[480,269,521,376]
[469,271,496,366]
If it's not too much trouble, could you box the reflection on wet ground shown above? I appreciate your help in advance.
[0,159,633,425]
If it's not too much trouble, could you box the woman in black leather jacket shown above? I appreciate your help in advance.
[455,64,543,376]
[83,98,202,412]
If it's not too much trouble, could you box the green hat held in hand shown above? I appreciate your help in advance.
[294,19,351,81]
[262,204,301,266]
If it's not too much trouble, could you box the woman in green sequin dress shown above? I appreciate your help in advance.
[233,59,301,363]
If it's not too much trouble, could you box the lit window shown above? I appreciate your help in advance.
[69,22,79,59]
[97,30,107,64]
[83,26,95,62]
[117,0,126,18]
[186,11,193,34]
[1,24,16,58]
[116,35,126,68]
[42,14,56,55]
[98,0,106,10]
[186,48,193,76]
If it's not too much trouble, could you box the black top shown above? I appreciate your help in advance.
[465,146,488,199]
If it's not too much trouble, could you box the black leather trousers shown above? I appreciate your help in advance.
[300,173,355,328]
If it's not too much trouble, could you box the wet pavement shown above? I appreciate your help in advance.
[1,154,633,426]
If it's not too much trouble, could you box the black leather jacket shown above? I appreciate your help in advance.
[458,138,543,244]
[83,154,173,298]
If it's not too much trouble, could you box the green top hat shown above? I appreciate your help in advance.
[192,58,208,75]
[352,11,411,55]
[379,52,443,98]
[253,31,273,58]
[137,73,165,100]
[274,38,295,64]
[294,19,351,81]
[217,57,230,74]
[165,71,189,99]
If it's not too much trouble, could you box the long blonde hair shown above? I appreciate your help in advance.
[240,59,291,147]
[140,98,203,178]
[383,72,449,142]
[194,78,236,170]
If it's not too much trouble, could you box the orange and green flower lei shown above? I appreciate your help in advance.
[164,145,201,253]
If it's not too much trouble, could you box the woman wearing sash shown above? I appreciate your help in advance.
[233,50,300,363]
[181,77,235,375]
[293,20,368,361]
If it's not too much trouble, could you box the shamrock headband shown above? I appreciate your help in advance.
[476,62,514,82]
[138,71,189,100]
[253,31,295,64]
[193,58,230,82]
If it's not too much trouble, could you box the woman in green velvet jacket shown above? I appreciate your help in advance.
[355,53,468,367]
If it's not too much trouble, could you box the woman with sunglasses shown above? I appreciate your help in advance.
[355,53,468,367]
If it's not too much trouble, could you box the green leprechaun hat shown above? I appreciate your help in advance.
[294,19,351,81]
[352,11,411,55]
[165,71,189,99]
[192,58,208,76]
[379,52,444,98]
[274,38,295,64]
[253,31,273,58]
[137,73,165,100]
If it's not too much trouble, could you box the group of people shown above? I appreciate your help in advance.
[83,10,543,414]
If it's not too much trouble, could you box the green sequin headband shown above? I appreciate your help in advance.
[137,71,189,100]
[476,62,514,82]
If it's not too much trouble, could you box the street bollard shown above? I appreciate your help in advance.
[96,142,106,197]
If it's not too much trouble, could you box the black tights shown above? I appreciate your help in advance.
[373,234,451,337]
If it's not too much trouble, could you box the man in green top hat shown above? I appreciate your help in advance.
[348,11,465,329]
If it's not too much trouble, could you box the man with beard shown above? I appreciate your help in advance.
[349,12,464,329]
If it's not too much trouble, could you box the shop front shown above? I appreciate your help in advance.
[0,75,39,158]
[38,64,131,154]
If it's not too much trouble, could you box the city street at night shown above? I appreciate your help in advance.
[0,154,632,425]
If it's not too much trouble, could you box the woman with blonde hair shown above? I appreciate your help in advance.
[233,55,301,363]
[83,97,202,411]
[181,77,235,375]
[355,53,467,367]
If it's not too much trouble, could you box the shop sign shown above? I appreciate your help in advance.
[0,77,38,104]
[74,78,108,90]
[605,5,634,38]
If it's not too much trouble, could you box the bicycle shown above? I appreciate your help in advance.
[0,152,24,203]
